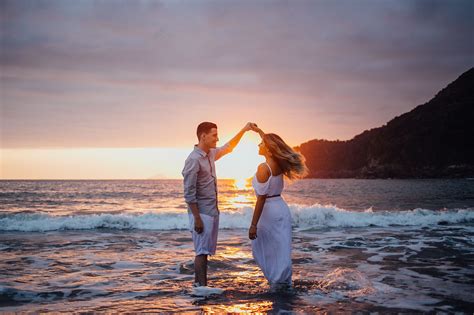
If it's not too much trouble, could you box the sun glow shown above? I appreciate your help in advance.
[0,131,264,180]
[216,132,264,183]
[232,177,253,190]
[234,177,247,190]
[0,148,190,179]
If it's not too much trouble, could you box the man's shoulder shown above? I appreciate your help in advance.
[182,151,201,175]
[185,150,202,162]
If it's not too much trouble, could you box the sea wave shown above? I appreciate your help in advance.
[0,204,473,232]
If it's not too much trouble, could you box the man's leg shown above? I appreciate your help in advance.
[194,215,217,286]
[194,254,208,286]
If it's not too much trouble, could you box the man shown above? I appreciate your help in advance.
[182,121,255,288]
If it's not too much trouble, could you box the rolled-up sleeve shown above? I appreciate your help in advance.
[214,142,233,161]
[182,158,200,204]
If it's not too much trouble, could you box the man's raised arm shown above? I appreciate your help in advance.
[215,122,256,161]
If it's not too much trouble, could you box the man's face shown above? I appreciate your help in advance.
[202,128,219,149]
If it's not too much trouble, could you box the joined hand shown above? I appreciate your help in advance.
[244,122,258,132]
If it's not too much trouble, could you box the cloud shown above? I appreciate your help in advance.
[1,0,473,147]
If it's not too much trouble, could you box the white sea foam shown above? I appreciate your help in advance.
[291,204,474,228]
[191,286,224,297]
[0,204,473,232]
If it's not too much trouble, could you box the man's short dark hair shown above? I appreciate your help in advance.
[197,122,217,140]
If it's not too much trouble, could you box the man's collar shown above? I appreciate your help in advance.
[194,145,208,157]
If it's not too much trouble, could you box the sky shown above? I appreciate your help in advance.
[1,0,473,179]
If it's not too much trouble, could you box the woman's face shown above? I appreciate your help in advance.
[258,141,269,156]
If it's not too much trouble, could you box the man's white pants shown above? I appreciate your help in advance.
[188,213,219,256]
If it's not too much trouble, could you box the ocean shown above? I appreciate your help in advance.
[1,179,473,312]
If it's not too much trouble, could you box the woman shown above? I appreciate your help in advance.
[249,126,308,291]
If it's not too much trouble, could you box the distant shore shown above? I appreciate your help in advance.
[305,165,474,179]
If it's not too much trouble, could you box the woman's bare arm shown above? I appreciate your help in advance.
[249,194,267,239]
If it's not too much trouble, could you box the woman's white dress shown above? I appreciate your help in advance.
[251,163,292,287]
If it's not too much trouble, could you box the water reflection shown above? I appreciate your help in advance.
[194,237,298,313]
[218,245,253,260]
[219,179,256,211]
[202,300,273,313]
[196,290,299,313]
[224,194,256,208]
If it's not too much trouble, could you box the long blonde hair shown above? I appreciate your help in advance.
[263,133,308,180]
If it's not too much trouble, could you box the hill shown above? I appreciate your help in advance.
[297,68,474,178]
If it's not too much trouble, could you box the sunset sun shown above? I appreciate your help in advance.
[216,132,264,183]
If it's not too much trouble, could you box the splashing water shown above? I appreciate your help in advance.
[319,268,375,298]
